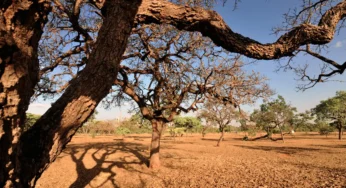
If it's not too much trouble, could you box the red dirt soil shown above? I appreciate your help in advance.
[36,132,346,188]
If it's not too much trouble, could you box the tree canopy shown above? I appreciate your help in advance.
[199,99,241,146]
[313,91,346,139]
[251,95,297,142]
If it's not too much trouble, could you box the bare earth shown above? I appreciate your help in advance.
[36,133,346,188]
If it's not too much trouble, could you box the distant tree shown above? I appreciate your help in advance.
[78,110,99,134]
[199,119,213,138]
[129,113,152,129]
[239,119,257,132]
[291,111,314,132]
[199,99,241,146]
[251,95,296,142]
[119,114,152,134]
[174,116,202,133]
[316,120,335,137]
[88,110,98,123]
[313,91,346,140]
[109,24,270,168]
[24,114,41,132]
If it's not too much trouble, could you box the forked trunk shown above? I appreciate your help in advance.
[216,127,225,147]
[149,119,165,169]
[0,1,50,187]
[15,1,142,186]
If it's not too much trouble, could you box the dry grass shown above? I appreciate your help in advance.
[36,132,346,188]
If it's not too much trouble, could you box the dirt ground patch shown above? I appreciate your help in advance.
[36,132,346,188]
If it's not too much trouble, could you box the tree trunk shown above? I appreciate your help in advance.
[278,125,285,143]
[14,1,142,186]
[149,119,165,169]
[338,126,342,140]
[250,134,269,141]
[216,127,224,147]
[0,1,50,187]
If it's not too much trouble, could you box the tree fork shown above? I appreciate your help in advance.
[216,127,225,147]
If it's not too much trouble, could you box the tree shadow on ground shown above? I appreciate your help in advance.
[234,145,323,155]
[311,144,346,149]
[62,142,149,188]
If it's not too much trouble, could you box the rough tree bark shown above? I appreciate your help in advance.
[149,119,165,169]
[1,0,142,187]
[216,127,224,147]
[0,1,50,187]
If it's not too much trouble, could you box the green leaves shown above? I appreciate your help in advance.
[313,91,346,127]
[24,113,41,132]
[251,95,296,133]
[174,116,201,129]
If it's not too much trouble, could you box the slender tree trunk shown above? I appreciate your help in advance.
[217,127,224,147]
[149,119,165,169]
[338,126,342,140]
[278,125,285,143]
[0,1,50,187]
[202,126,208,138]
[13,1,142,186]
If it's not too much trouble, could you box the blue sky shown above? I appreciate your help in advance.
[27,0,346,119]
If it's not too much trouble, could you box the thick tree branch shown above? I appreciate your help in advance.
[136,0,346,60]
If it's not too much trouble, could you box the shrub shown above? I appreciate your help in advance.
[90,131,97,138]
[168,127,186,137]
[247,129,257,137]
[242,135,249,141]
[24,113,41,132]
[115,127,131,136]
[319,126,334,136]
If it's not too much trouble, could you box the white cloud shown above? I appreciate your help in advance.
[27,103,51,115]
[29,103,51,108]
[335,40,346,48]
[335,41,343,48]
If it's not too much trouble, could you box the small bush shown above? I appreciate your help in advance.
[169,127,186,137]
[115,127,131,136]
[90,131,96,138]
[247,129,257,137]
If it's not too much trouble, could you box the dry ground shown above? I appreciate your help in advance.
[36,132,346,188]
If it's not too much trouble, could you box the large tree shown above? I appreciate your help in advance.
[251,95,297,142]
[199,99,241,146]
[313,91,346,140]
[290,111,314,132]
[1,0,142,186]
[109,24,270,168]
[1,0,346,186]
